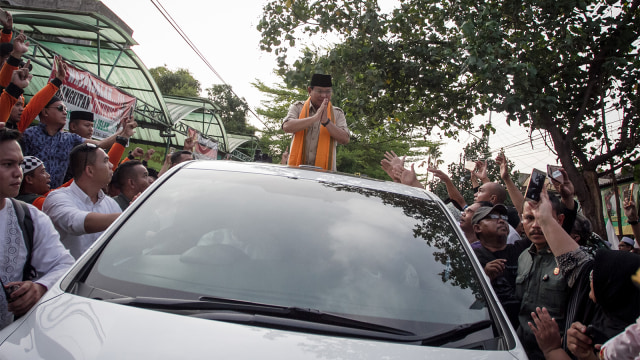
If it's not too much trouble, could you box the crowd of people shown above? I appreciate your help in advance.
[0,9,199,330]
[0,10,637,359]
[381,149,640,360]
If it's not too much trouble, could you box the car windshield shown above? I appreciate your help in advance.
[82,168,491,338]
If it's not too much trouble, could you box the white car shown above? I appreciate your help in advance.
[0,161,527,359]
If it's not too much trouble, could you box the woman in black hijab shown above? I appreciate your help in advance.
[589,250,640,339]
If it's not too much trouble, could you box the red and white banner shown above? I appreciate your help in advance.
[49,56,137,139]
[188,127,218,160]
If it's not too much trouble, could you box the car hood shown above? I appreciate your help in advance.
[0,290,525,360]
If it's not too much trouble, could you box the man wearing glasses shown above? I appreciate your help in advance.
[472,204,531,328]
[282,74,350,171]
[21,96,136,189]
[42,142,122,259]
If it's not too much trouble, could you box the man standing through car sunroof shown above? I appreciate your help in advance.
[282,74,350,171]
[0,128,74,329]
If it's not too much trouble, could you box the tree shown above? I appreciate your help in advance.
[206,84,257,136]
[253,79,304,161]
[149,65,201,97]
[258,0,640,236]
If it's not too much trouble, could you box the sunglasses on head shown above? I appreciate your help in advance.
[78,142,98,151]
[72,142,99,173]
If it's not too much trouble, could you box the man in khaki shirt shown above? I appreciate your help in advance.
[282,74,349,171]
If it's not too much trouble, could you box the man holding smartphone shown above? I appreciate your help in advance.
[516,170,578,360]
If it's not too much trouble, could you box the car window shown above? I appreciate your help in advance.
[84,169,491,337]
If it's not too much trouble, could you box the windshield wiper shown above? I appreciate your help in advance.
[104,296,289,314]
[105,296,414,336]
[420,320,493,346]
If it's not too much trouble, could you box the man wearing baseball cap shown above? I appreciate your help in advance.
[472,204,532,327]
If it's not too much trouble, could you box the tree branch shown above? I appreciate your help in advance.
[568,0,640,139]
[597,157,640,177]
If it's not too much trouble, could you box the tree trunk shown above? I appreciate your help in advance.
[547,126,607,238]
[580,170,607,239]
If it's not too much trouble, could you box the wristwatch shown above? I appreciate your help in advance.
[321,119,330,127]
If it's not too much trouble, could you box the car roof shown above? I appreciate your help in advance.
[175,160,441,202]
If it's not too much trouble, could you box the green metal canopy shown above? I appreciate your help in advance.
[164,95,228,154]
[4,4,229,154]
[7,6,171,128]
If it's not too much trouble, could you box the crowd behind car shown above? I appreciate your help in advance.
[0,8,639,360]
[382,150,640,360]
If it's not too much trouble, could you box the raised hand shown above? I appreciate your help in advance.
[131,147,144,158]
[495,152,509,180]
[394,163,423,189]
[427,167,449,181]
[55,57,68,82]
[183,136,196,151]
[383,150,405,169]
[624,198,638,222]
[528,307,562,357]
[473,159,489,182]
[10,30,29,57]
[0,9,13,30]
[11,60,32,89]
[120,116,137,138]
[144,148,156,162]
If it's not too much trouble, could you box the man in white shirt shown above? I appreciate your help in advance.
[0,128,74,329]
[43,142,122,259]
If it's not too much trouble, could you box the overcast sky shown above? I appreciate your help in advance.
[100,0,559,175]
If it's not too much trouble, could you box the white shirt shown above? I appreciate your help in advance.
[0,199,75,329]
[43,182,121,259]
[507,224,521,244]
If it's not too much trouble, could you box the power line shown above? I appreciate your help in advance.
[150,0,266,127]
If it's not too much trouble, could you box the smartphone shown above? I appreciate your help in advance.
[169,147,176,154]
[525,168,547,202]
[547,165,563,182]
[624,188,631,203]
[464,160,476,171]
[585,325,608,345]
[630,183,636,201]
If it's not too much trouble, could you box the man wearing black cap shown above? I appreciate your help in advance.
[68,110,95,139]
[283,73,349,171]
[472,204,531,328]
